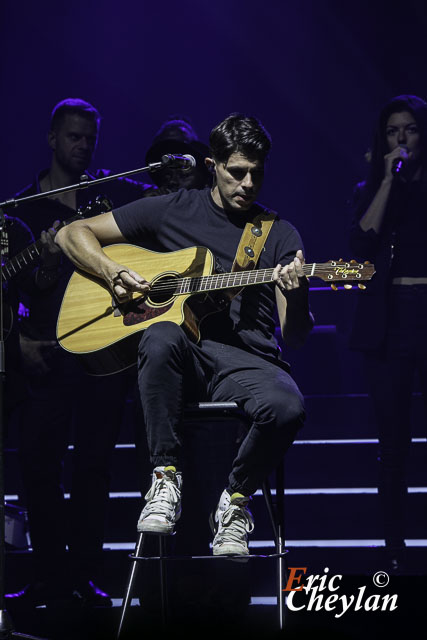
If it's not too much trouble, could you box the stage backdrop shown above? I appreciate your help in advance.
[1,0,427,261]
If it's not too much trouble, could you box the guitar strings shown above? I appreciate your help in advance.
[144,264,370,296]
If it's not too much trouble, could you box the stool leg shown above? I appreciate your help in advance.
[158,536,169,626]
[262,462,287,631]
[275,460,286,630]
[117,532,145,639]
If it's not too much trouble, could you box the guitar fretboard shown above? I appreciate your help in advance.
[146,260,374,297]
[2,241,43,282]
[148,262,366,296]
[173,267,277,294]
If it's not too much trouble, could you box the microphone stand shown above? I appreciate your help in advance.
[0,159,167,211]
[0,158,168,638]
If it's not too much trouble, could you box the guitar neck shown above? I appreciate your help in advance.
[148,260,372,297]
[2,237,44,282]
[2,211,88,283]
[151,264,325,296]
[2,195,113,284]
[183,267,276,294]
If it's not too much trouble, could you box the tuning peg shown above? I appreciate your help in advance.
[350,259,357,264]
[358,283,366,290]
[344,284,352,290]
[331,284,338,291]
[363,260,370,265]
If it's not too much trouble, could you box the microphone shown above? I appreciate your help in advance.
[391,144,408,176]
[160,154,196,173]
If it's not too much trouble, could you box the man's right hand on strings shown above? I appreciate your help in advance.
[106,263,150,302]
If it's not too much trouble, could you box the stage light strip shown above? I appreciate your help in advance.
[103,539,427,551]
[293,438,426,444]
[254,487,427,496]
[108,597,277,607]
[250,597,276,605]
[111,598,139,608]
[248,539,427,548]
[65,437,427,450]
[5,486,427,502]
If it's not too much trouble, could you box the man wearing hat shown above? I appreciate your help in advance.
[145,117,212,193]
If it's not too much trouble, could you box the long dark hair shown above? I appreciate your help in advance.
[364,94,427,199]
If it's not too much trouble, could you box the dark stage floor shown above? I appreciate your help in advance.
[4,574,426,640]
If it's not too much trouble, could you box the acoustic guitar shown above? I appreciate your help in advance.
[57,244,375,375]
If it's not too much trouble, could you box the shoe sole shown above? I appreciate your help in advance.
[213,544,249,556]
[137,520,175,535]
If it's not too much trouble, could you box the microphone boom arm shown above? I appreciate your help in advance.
[0,161,165,210]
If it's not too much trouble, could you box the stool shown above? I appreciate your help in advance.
[117,402,288,638]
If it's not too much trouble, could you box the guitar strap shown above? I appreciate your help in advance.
[220,207,277,302]
[232,208,276,272]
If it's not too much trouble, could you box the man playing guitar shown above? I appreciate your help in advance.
[56,113,314,557]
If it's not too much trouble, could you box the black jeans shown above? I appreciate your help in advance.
[19,346,133,584]
[364,284,427,548]
[137,322,305,496]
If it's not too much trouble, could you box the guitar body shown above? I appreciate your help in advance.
[57,245,215,375]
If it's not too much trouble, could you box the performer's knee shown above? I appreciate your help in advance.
[138,321,187,361]
[257,387,305,428]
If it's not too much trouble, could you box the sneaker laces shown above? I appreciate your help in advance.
[142,474,181,519]
[217,503,254,544]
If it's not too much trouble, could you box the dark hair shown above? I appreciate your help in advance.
[50,98,101,132]
[209,113,272,164]
[145,117,212,188]
[365,94,427,196]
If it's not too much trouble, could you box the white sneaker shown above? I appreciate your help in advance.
[137,466,182,534]
[211,489,254,556]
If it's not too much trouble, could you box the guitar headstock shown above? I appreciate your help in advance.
[308,259,376,290]
[76,194,114,219]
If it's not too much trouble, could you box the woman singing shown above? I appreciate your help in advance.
[349,94,427,571]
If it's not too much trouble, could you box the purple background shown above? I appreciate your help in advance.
[1,0,427,260]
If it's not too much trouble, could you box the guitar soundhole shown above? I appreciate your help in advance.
[148,274,179,306]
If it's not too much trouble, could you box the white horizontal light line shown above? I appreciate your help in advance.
[5,492,143,501]
[249,539,427,548]
[111,598,139,608]
[68,443,136,450]
[109,596,276,607]
[254,487,427,496]
[304,392,422,399]
[104,543,136,550]
[287,488,380,495]
[250,597,277,605]
[6,487,427,503]
[294,439,378,445]
[65,438,427,451]
[103,539,427,551]
[294,438,426,444]
[61,491,141,500]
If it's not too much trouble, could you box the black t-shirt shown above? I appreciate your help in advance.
[349,179,427,351]
[9,169,155,340]
[389,181,427,278]
[112,188,304,361]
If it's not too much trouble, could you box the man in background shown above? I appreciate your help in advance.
[6,98,154,607]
